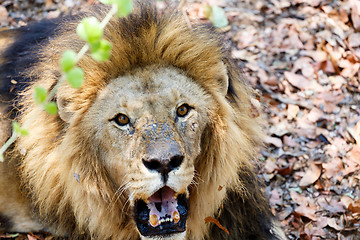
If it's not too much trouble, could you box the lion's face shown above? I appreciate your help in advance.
[83,65,212,239]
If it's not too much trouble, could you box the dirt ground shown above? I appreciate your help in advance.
[0,0,359,239]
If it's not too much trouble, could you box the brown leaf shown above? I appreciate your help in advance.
[349,145,360,163]
[299,162,321,187]
[204,216,229,235]
[322,157,343,180]
[290,191,308,205]
[27,234,39,240]
[269,189,282,206]
[284,72,310,90]
[348,199,360,214]
[264,158,278,174]
[317,197,346,214]
[305,50,328,62]
[294,203,317,221]
[306,107,324,123]
[287,104,300,120]
[278,206,293,221]
[277,164,294,176]
[265,136,283,148]
[341,195,354,209]
[327,218,344,231]
[295,118,317,139]
[351,0,360,30]
[348,33,360,48]
[283,135,299,147]
[353,121,360,144]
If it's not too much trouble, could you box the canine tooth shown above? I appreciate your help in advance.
[173,210,180,223]
[150,214,158,227]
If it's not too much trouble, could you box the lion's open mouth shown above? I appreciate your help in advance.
[134,186,188,236]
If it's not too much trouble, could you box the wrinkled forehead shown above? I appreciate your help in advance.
[98,66,207,114]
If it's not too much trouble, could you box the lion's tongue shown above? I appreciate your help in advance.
[147,187,179,227]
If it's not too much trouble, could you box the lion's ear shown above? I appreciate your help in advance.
[217,61,229,96]
[57,96,74,123]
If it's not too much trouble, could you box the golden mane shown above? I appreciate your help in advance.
[9,3,274,239]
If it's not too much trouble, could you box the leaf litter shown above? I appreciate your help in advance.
[0,0,359,239]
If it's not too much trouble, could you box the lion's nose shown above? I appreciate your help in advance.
[142,155,184,181]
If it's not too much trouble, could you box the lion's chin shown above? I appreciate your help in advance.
[134,186,188,238]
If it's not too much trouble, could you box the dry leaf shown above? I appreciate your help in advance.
[290,191,308,205]
[348,33,360,48]
[348,199,360,214]
[264,158,278,174]
[204,216,229,235]
[327,218,343,231]
[349,145,360,163]
[351,0,360,30]
[269,189,282,206]
[283,135,299,147]
[322,157,343,180]
[306,107,324,123]
[27,234,39,240]
[277,164,294,176]
[265,136,283,148]
[284,72,311,90]
[299,162,321,187]
[294,203,317,221]
[287,104,300,120]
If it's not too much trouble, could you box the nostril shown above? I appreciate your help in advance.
[169,155,184,171]
[142,159,162,171]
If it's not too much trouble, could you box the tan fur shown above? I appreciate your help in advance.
[0,3,282,240]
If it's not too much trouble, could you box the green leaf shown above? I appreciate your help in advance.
[99,0,133,16]
[20,128,29,136]
[61,50,77,73]
[205,5,229,28]
[34,86,47,105]
[66,67,84,89]
[99,0,113,4]
[114,0,133,17]
[12,121,21,134]
[12,121,28,136]
[91,39,112,62]
[76,17,103,44]
[45,102,58,115]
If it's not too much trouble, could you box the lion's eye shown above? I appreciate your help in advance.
[176,104,190,117]
[113,113,130,126]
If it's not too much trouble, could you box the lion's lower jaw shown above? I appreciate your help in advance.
[140,232,186,240]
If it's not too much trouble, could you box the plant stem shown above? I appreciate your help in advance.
[0,131,18,162]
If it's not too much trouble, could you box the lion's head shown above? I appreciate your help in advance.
[84,65,213,237]
[15,4,262,240]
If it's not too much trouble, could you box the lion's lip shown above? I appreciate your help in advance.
[134,186,188,236]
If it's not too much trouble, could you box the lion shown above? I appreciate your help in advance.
[0,3,285,240]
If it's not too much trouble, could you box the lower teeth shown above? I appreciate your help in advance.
[149,211,180,227]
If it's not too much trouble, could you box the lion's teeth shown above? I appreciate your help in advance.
[173,210,180,223]
[157,217,174,225]
[149,214,158,227]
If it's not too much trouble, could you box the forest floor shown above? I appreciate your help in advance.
[0,0,359,239]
